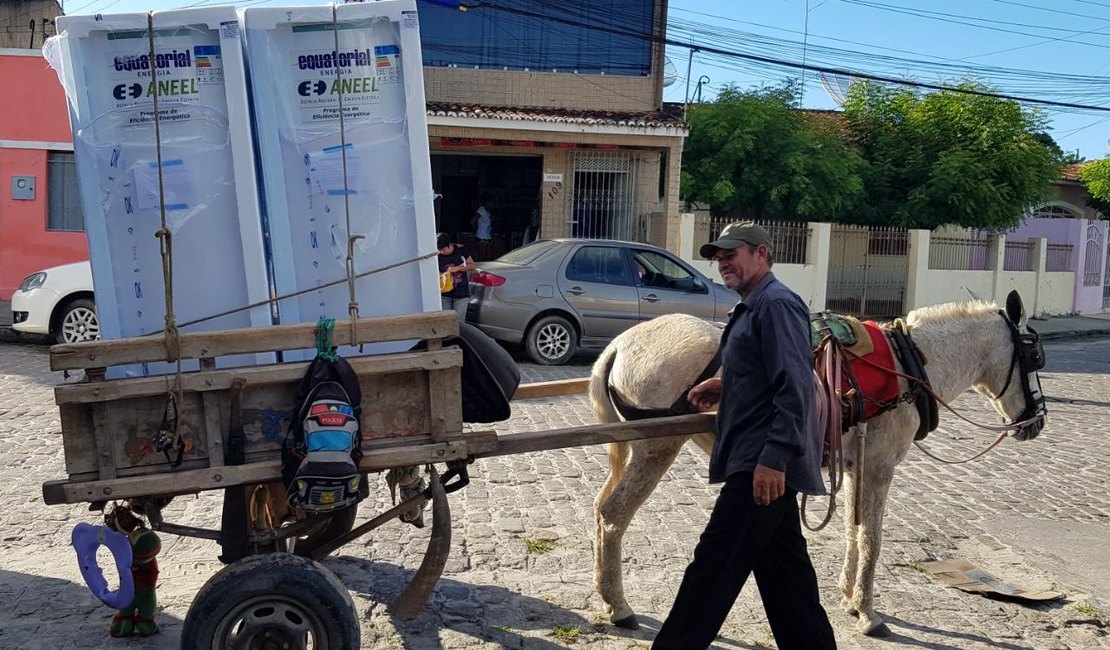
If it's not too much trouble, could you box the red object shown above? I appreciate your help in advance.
[471,272,506,287]
[508,140,535,147]
[553,142,577,148]
[440,137,492,147]
[847,321,901,418]
[315,413,349,427]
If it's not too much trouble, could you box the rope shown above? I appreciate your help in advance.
[315,317,338,362]
[147,12,185,464]
[802,336,847,532]
[330,6,362,347]
[152,251,437,333]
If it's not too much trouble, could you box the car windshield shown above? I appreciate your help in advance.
[495,240,560,266]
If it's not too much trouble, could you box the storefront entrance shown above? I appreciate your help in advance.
[431,154,542,260]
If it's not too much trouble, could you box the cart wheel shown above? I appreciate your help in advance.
[181,553,359,650]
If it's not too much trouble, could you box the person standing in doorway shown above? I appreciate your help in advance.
[652,222,837,650]
[472,193,493,260]
[437,233,475,321]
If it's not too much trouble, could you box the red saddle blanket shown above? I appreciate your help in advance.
[848,321,901,418]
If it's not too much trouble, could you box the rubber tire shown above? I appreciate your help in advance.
[525,314,578,365]
[181,553,359,650]
[54,298,99,345]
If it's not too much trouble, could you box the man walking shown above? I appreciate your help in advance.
[652,222,837,650]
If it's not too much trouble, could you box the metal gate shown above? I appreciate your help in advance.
[570,152,640,241]
[826,225,909,318]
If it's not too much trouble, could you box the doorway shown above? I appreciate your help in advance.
[431,154,542,259]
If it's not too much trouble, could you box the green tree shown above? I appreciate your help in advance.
[680,83,866,220]
[843,80,1061,230]
[1078,159,1110,216]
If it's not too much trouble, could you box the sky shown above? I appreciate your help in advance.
[48,0,1110,161]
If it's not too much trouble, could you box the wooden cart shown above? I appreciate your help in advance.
[43,311,714,648]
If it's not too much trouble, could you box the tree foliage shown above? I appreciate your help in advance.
[842,81,1061,230]
[1078,159,1110,216]
[680,84,866,221]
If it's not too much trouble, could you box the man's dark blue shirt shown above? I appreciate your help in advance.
[709,272,825,495]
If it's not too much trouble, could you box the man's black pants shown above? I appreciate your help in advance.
[652,472,837,650]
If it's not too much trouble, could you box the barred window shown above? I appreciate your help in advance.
[47,152,84,232]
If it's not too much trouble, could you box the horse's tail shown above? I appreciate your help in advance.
[590,341,629,504]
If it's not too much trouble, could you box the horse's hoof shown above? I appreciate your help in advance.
[612,614,640,630]
[860,620,892,637]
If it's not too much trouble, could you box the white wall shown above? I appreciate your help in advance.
[679,218,1079,317]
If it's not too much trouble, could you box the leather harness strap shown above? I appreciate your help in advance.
[886,323,939,440]
[607,349,723,421]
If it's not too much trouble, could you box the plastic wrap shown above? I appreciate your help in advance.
[243,1,439,360]
[44,8,272,377]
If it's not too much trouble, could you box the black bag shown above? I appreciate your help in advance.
[415,322,520,423]
[281,355,365,512]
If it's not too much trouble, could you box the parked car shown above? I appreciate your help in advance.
[11,261,99,344]
[467,239,738,365]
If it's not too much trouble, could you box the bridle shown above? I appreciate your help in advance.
[992,312,1047,439]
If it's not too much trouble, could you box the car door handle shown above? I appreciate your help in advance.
[566,286,585,295]
[641,293,661,302]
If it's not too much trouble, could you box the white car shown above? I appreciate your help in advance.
[11,261,99,344]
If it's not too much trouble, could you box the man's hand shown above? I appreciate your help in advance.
[687,377,722,412]
[752,464,785,506]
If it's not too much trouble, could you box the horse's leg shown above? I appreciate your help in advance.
[594,437,687,629]
[838,469,860,616]
[849,465,895,637]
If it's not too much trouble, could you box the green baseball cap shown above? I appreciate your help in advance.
[700,221,773,259]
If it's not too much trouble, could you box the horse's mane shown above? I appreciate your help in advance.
[905,299,999,328]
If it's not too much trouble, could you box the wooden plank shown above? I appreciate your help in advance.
[478,413,717,459]
[91,403,117,480]
[425,367,460,443]
[201,392,225,468]
[57,351,463,477]
[50,312,460,371]
[42,439,476,505]
[512,378,590,401]
[41,413,715,506]
[54,349,463,405]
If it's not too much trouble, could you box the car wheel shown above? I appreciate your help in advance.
[525,314,577,365]
[55,298,99,344]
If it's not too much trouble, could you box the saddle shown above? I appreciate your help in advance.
[811,312,937,440]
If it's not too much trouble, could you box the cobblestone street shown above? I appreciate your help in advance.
[1,338,1109,649]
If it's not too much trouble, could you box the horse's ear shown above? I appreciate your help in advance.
[1005,290,1025,325]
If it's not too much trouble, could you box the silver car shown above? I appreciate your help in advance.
[467,239,739,365]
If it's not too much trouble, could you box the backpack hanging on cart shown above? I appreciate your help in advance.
[281,348,365,513]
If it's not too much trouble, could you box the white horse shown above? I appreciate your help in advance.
[590,292,1047,637]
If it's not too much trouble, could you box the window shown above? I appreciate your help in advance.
[565,246,632,285]
[417,0,654,76]
[47,152,84,232]
[633,250,700,291]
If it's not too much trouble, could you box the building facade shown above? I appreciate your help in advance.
[0,0,58,50]
[417,0,687,258]
[0,47,82,299]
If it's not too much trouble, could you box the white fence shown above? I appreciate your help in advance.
[678,214,1078,317]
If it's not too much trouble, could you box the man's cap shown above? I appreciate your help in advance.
[699,221,773,259]
[436,233,451,249]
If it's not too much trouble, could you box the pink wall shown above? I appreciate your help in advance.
[0,51,86,299]
[0,53,71,142]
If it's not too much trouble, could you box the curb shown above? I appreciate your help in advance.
[1040,329,1110,341]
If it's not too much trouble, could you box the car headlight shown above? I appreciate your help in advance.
[18,272,47,292]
